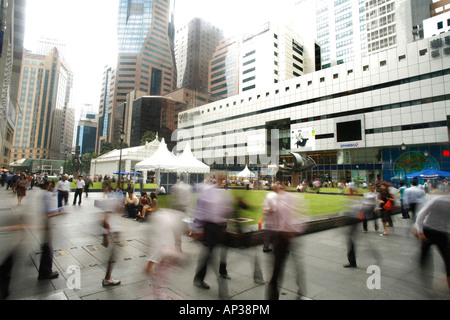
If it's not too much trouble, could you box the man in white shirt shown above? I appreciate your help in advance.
[156,184,166,195]
[55,174,71,211]
[403,179,426,221]
[73,176,85,206]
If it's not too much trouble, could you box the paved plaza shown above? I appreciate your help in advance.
[1,186,449,302]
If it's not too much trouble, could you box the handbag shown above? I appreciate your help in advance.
[383,199,393,211]
[358,210,365,220]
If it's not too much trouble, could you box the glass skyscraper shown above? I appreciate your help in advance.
[117,0,154,53]
[96,0,177,151]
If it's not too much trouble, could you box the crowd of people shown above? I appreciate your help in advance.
[0,170,448,300]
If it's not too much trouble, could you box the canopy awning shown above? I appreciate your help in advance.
[237,165,256,178]
[406,168,450,179]
[135,138,180,172]
[176,143,210,174]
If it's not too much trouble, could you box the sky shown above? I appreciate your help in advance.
[24,0,293,119]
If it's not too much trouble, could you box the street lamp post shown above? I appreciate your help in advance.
[63,149,68,174]
[118,131,125,189]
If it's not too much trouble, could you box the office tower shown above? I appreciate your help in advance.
[295,0,368,69]
[0,0,26,169]
[105,0,176,146]
[113,0,176,105]
[35,36,67,57]
[366,0,430,54]
[11,48,75,162]
[174,17,224,91]
[96,65,115,153]
[239,21,309,93]
[294,0,431,67]
[208,37,240,98]
[76,118,97,155]
[208,20,318,98]
[128,95,187,150]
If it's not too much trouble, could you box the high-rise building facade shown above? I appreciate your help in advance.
[431,0,450,16]
[102,0,177,148]
[76,118,97,155]
[35,36,67,57]
[0,0,26,169]
[239,22,311,93]
[11,48,75,162]
[208,37,240,98]
[113,0,176,105]
[174,17,224,91]
[294,0,431,68]
[96,65,115,153]
[295,0,368,69]
[211,21,312,96]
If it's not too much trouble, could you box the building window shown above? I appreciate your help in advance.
[438,21,443,30]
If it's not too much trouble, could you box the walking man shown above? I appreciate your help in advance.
[55,174,70,211]
[403,179,426,221]
[73,176,85,206]
[84,175,93,198]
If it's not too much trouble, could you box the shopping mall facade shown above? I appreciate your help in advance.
[175,32,450,186]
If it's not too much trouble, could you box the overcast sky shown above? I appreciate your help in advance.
[23,0,292,117]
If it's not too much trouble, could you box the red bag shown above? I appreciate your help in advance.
[358,211,365,220]
[383,200,393,211]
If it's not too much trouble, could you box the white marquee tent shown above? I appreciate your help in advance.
[177,143,210,174]
[135,138,179,172]
[135,139,210,189]
[237,165,256,178]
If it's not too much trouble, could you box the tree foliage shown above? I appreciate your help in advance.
[140,131,159,145]
[100,141,129,155]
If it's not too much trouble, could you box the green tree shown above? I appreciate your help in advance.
[100,141,129,155]
[140,131,159,145]
[63,158,74,175]
[80,153,99,175]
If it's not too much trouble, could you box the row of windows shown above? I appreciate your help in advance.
[181,66,450,130]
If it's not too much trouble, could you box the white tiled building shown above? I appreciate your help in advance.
[176,32,450,185]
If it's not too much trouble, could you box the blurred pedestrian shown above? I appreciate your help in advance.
[414,195,450,294]
[378,182,395,235]
[169,179,192,250]
[342,196,383,271]
[37,181,64,280]
[398,181,409,219]
[0,208,26,299]
[15,173,29,206]
[265,184,308,300]
[84,175,93,198]
[191,181,233,299]
[55,174,70,211]
[98,190,123,287]
[145,208,185,299]
[361,185,379,233]
[72,175,85,206]
[404,179,426,221]
[262,183,279,253]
